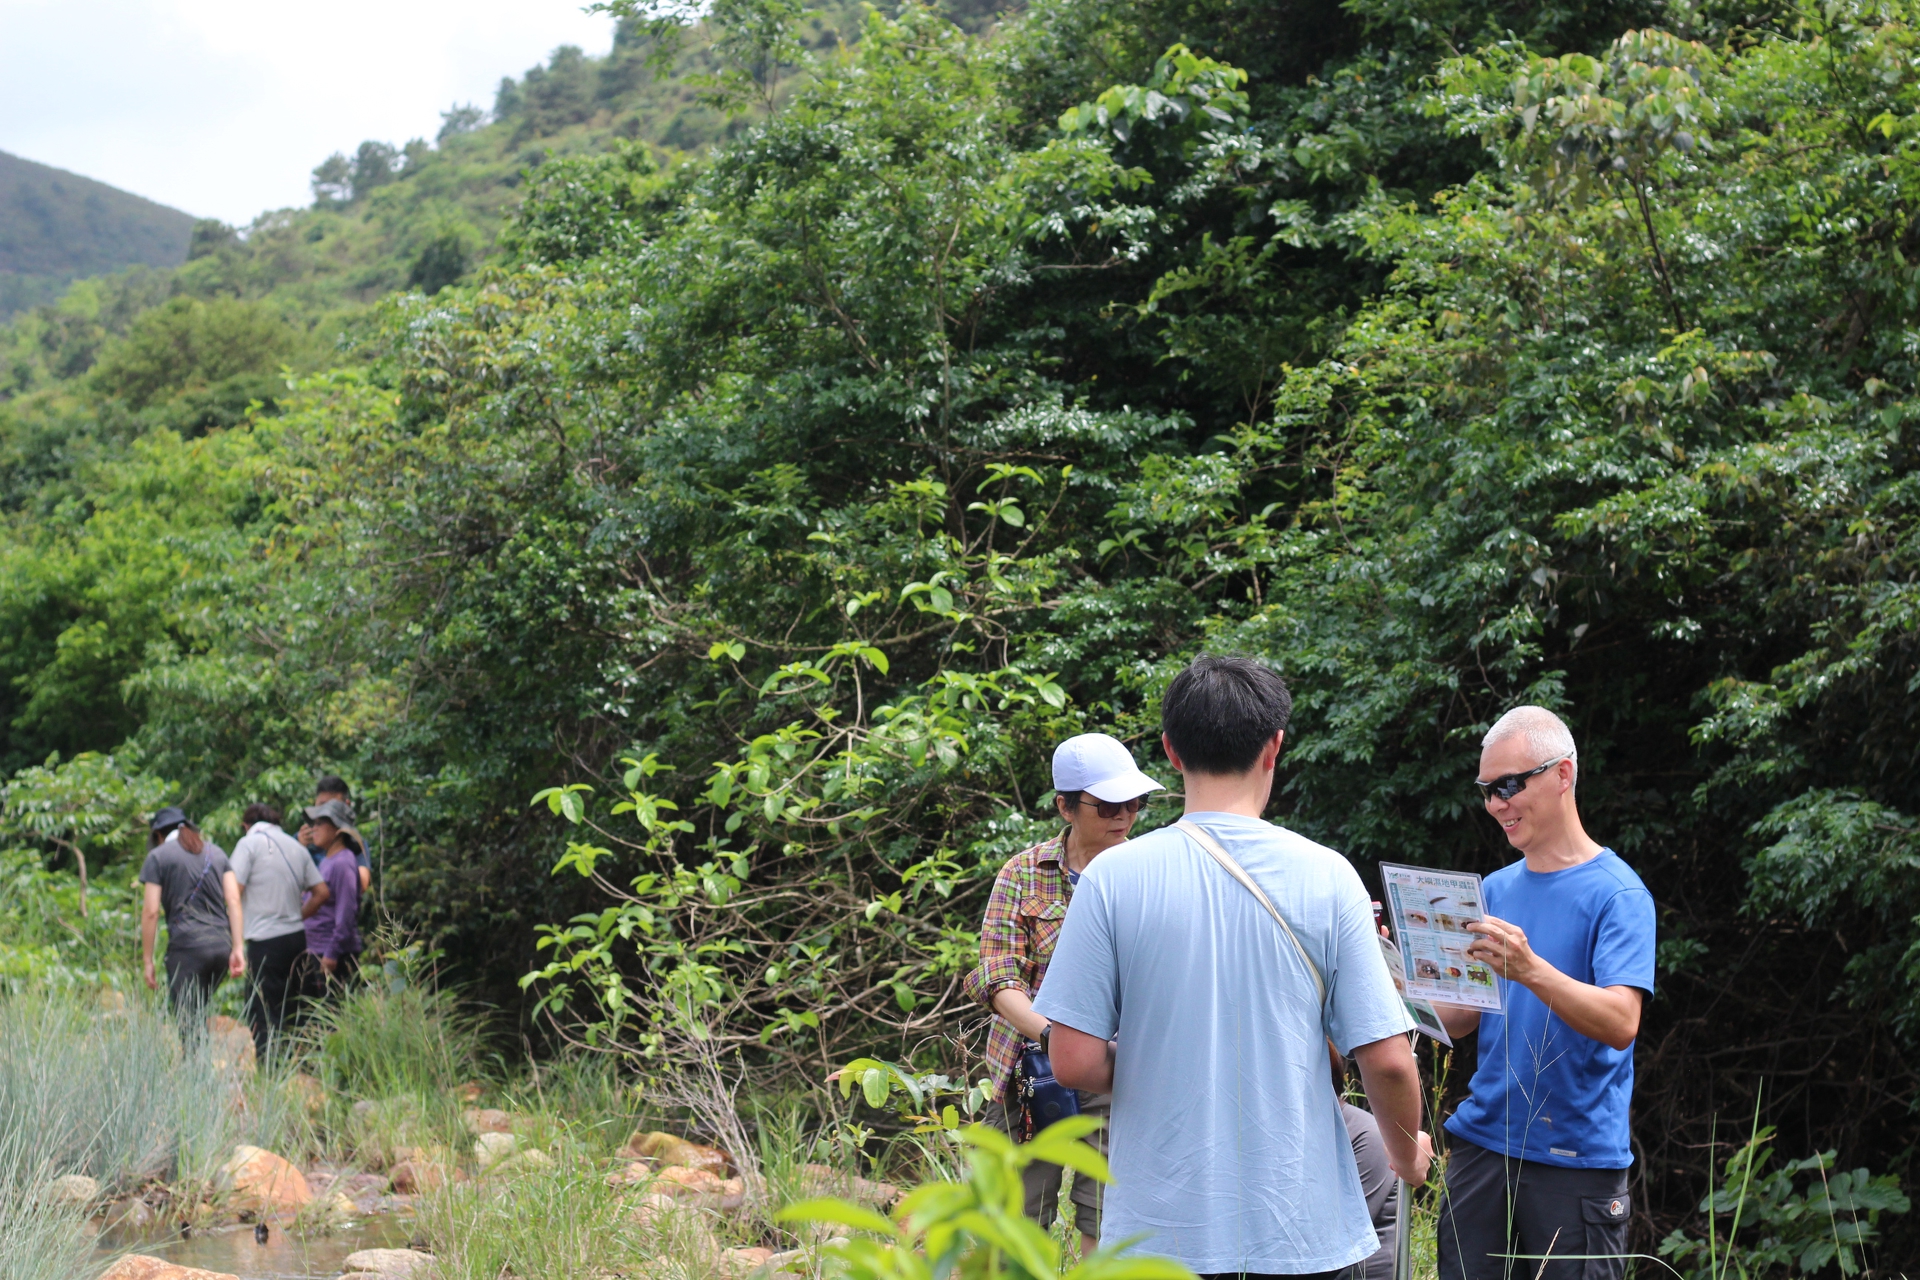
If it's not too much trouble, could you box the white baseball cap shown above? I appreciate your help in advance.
[1051,733,1164,802]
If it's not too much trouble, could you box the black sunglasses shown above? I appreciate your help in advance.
[1067,795,1146,820]
[1474,756,1568,802]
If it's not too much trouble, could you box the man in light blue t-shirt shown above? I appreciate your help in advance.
[1036,655,1431,1280]
[1434,706,1656,1280]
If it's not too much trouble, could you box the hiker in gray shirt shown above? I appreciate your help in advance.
[231,802,330,1060]
[139,806,245,1026]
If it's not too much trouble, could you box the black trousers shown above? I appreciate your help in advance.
[163,946,228,1028]
[244,930,309,1060]
[291,948,360,1009]
[1437,1138,1631,1280]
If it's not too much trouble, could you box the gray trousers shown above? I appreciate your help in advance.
[1437,1138,1631,1280]
[983,1093,1111,1238]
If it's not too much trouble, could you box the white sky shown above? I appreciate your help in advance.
[0,0,615,225]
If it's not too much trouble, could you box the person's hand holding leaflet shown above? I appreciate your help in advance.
[1454,915,1640,1050]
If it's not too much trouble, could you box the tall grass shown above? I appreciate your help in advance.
[0,986,306,1280]
[0,987,300,1188]
[416,1154,683,1280]
[505,1051,645,1158]
[300,979,486,1100]
[296,972,489,1166]
[0,1123,99,1280]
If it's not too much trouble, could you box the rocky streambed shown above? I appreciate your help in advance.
[77,1111,896,1280]
[99,1221,419,1280]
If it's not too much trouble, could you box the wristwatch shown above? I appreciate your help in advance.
[1039,1022,1052,1055]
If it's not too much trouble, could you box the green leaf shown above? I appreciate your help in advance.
[774,1197,898,1236]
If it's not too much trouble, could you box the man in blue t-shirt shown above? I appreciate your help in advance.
[1433,706,1656,1280]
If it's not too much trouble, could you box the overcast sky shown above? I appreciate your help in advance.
[1,0,615,225]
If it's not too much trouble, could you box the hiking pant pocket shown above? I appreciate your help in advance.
[1579,1194,1630,1280]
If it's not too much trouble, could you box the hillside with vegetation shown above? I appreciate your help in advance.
[4,0,1920,1271]
[0,151,196,319]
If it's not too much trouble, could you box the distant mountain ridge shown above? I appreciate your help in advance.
[0,151,195,317]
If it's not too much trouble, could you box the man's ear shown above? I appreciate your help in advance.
[1260,730,1287,772]
[1161,731,1186,773]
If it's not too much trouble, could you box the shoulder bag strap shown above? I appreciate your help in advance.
[1176,819,1327,1010]
[186,847,225,913]
[265,828,309,891]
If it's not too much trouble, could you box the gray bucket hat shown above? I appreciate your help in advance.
[304,798,353,828]
[305,798,364,854]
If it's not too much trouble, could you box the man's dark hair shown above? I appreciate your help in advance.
[1160,655,1293,775]
[242,802,282,828]
[315,775,351,799]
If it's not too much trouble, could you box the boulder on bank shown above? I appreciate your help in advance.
[619,1130,730,1174]
[625,1190,679,1226]
[97,1257,239,1280]
[204,1016,256,1075]
[722,1246,775,1275]
[41,1173,99,1206]
[472,1131,517,1169]
[214,1145,311,1215]
[461,1107,513,1135]
[388,1158,444,1194]
[616,1164,746,1210]
[799,1163,900,1208]
[288,1073,326,1116]
[339,1248,434,1278]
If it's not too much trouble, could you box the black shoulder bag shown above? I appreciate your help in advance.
[1011,1038,1080,1143]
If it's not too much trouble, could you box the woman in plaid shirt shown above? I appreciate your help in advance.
[963,732,1161,1256]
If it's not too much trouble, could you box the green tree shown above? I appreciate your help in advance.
[87,295,297,412]
[0,751,165,915]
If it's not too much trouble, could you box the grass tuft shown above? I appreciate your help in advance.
[0,987,301,1188]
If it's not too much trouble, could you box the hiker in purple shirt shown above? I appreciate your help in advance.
[301,798,364,990]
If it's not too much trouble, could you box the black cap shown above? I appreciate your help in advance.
[150,806,192,832]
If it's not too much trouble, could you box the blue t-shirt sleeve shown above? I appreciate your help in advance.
[1327,864,1416,1054]
[1032,878,1120,1040]
[1592,887,1656,995]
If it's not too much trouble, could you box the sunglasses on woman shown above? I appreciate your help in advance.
[1068,795,1146,820]
[1474,756,1569,802]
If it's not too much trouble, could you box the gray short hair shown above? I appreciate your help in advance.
[1482,705,1578,787]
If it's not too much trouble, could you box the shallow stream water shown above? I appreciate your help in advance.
[100,1213,415,1280]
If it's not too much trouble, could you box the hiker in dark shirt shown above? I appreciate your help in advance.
[139,806,245,1025]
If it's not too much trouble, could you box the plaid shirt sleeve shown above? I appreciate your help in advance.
[964,856,1030,1008]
